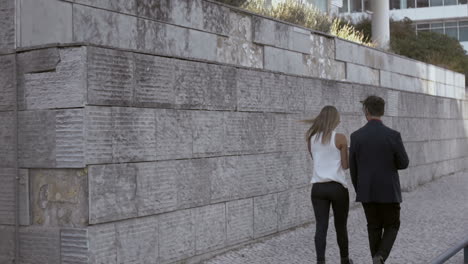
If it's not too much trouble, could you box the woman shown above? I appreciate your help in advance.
[304,105,353,264]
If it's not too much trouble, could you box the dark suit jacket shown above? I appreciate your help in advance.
[349,120,409,203]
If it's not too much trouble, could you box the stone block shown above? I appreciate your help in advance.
[303,78,324,113]
[112,107,156,162]
[234,155,267,198]
[386,90,400,117]
[0,168,14,225]
[0,0,15,50]
[263,153,293,193]
[116,217,158,264]
[174,61,237,110]
[303,54,344,80]
[135,161,177,216]
[88,164,137,224]
[19,226,61,264]
[322,81,355,114]
[134,54,176,108]
[252,16,275,46]
[0,55,15,111]
[216,36,264,69]
[254,193,278,238]
[170,0,204,30]
[194,203,226,254]
[73,5,137,49]
[264,46,305,76]
[187,29,218,61]
[202,1,230,36]
[236,69,264,111]
[18,169,30,226]
[19,0,72,47]
[87,47,134,106]
[159,209,195,264]
[277,190,298,231]
[136,18,189,56]
[60,228,89,264]
[136,0,171,21]
[18,48,87,110]
[192,111,225,157]
[88,223,117,264]
[210,157,239,203]
[176,159,215,209]
[226,198,254,245]
[55,109,86,167]
[261,72,289,112]
[0,111,15,168]
[155,109,193,160]
[286,76,305,113]
[229,11,252,41]
[309,34,335,59]
[288,27,313,54]
[18,110,56,167]
[74,0,136,13]
[346,63,379,86]
[85,106,113,164]
[288,151,312,187]
[0,225,14,263]
[30,169,88,227]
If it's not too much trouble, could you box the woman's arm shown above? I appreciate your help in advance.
[335,133,349,170]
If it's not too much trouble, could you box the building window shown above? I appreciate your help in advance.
[445,21,458,39]
[459,21,468,41]
[350,0,362,12]
[417,0,429,7]
[445,0,458,5]
[407,0,416,7]
[340,0,349,13]
[460,0,468,4]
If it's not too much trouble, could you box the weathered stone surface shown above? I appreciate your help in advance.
[264,46,305,76]
[263,153,292,193]
[18,110,56,167]
[136,0,172,21]
[112,107,156,162]
[170,0,204,30]
[19,48,88,109]
[74,0,136,13]
[0,55,15,111]
[386,90,400,117]
[0,111,15,168]
[202,1,230,36]
[346,63,379,86]
[19,0,72,47]
[226,198,254,245]
[136,18,189,56]
[229,11,252,41]
[321,81,355,114]
[254,193,278,238]
[30,169,88,227]
[88,223,117,264]
[19,227,61,264]
[74,5,137,49]
[0,225,14,263]
[288,27,313,54]
[155,109,192,160]
[134,54,175,108]
[216,36,264,68]
[87,47,134,106]
[176,159,214,209]
[60,228,89,264]
[55,109,85,167]
[192,111,225,157]
[252,17,290,49]
[195,203,226,254]
[135,161,177,216]
[18,169,30,226]
[159,209,195,263]
[88,164,137,224]
[0,168,14,225]
[303,78,324,113]
[85,106,113,164]
[116,217,158,264]
[174,61,237,110]
[0,0,15,51]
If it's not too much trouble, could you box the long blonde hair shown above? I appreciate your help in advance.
[303,106,340,144]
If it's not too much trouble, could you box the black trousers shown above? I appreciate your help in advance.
[362,203,401,261]
[311,182,350,262]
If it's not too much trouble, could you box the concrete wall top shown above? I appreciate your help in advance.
[11,0,465,100]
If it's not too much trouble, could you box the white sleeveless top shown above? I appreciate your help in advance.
[309,131,348,188]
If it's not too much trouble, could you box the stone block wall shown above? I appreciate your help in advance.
[0,0,467,263]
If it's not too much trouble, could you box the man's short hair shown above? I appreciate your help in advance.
[362,96,385,117]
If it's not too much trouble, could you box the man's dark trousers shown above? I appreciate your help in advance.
[362,203,400,260]
[350,120,409,262]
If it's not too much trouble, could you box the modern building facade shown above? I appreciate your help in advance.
[339,0,468,50]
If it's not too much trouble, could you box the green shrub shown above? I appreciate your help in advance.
[330,18,374,47]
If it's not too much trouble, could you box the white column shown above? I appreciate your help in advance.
[372,0,390,49]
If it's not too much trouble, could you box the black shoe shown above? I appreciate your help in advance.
[372,255,384,264]
[341,257,353,264]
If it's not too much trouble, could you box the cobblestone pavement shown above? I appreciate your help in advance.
[205,172,468,264]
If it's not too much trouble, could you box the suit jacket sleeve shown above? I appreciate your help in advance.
[349,133,358,191]
[393,132,410,170]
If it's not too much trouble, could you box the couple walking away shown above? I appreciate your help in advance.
[305,96,410,264]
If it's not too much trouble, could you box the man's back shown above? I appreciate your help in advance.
[349,120,409,203]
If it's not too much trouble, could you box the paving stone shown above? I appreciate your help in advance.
[73,5,137,49]
[88,164,137,224]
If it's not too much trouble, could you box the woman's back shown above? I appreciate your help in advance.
[310,131,347,188]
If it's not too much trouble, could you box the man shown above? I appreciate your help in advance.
[349,96,409,264]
